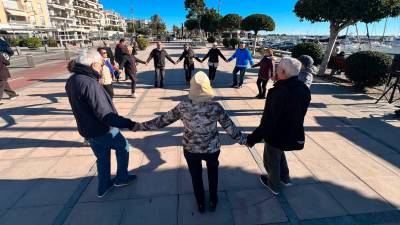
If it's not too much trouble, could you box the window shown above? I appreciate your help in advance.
[30,15,35,24]
[27,2,34,12]
[40,16,45,26]
[37,3,42,13]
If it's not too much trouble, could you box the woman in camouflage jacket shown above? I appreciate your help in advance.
[135,71,246,213]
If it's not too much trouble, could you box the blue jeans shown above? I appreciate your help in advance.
[232,66,246,86]
[88,131,130,194]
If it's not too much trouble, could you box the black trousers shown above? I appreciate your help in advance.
[185,69,194,83]
[256,78,269,97]
[103,84,114,98]
[263,144,290,191]
[208,66,217,81]
[126,73,136,94]
[184,151,220,205]
[232,67,246,86]
[154,67,165,87]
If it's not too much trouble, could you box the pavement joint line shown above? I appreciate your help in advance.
[50,80,152,225]
[214,88,300,225]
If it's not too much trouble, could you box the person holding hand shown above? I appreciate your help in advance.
[176,43,202,85]
[202,42,228,84]
[120,46,146,98]
[133,71,246,213]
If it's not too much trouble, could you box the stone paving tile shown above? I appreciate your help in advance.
[14,178,83,208]
[28,147,70,158]
[178,192,234,225]
[227,188,287,225]
[1,158,58,179]
[0,148,34,160]
[1,205,63,225]
[119,195,178,225]
[283,183,347,220]
[323,179,394,214]
[0,179,36,210]
[45,155,95,178]
[63,200,125,225]
[300,158,359,182]
[363,176,400,208]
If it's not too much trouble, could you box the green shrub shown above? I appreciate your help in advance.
[229,37,240,48]
[22,37,42,48]
[207,36,216,43]
[47,37,58,47]
[292,42,323,65]
[136,37,149,50]
[222,38,230,48]
[345,51,392,90]
[9,38,21,47]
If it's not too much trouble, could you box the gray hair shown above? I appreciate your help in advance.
[75,49,102,66]
[278,57,302,78]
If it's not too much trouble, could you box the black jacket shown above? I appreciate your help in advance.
[65,63,136,138]
[114,43,127,64]
[247,76,311,150]
[120,55,146,80]
[146,48,175,68]
[0,54,10,80]
[203,48,227,63]
[177,49,201,69]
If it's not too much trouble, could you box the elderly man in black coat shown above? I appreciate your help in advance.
[0,54,18,105]
[246,57,311,195]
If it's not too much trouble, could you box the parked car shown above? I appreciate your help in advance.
[0,39,14,61]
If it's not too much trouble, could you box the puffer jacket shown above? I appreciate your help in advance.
[228,48,254,68]
[139,101,246,153]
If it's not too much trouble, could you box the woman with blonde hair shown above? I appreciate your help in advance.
[134,71,246,213]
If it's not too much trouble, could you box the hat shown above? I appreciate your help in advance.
[298,55,314,69]
[189,71,214,103]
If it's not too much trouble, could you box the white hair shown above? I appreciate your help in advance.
[75,49,102,66]
[279,57,302,78]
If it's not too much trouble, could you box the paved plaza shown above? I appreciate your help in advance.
[0,43,399,225]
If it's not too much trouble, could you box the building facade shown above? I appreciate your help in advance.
[0,0,54,37]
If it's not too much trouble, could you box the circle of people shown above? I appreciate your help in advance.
[66,39,313,214]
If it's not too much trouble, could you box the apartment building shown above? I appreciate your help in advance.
[0,0,54,36]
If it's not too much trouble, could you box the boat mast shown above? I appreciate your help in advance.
[355,23,362,50]
[381,17,388,43]
[366,23,372,49]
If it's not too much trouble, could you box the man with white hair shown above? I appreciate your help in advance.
[246,57,311,195]
[66,50,138,198]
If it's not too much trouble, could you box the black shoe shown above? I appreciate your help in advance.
[231,84,237,88]
[257,95,265,99]
[237,85,243,89]
[97,183,113,198]
[160,83,164,88]
[280,179,293,187]
[260,175,280,195]
[114,174,137,187]
[154,83,158,88]
[209,199,218,212]
[9,94,19,99]
[198,203,205,213]
[255,94,261,98]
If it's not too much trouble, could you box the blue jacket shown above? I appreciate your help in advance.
[228,48,254,68]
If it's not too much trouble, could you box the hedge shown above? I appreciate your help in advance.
[292,42,323,65]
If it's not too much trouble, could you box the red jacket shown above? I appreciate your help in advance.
[253,56,274,80]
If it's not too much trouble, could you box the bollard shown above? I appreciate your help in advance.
[16,46,21,55]
[26,54,35,67]
[64,50,70,60]
[44,44,48,53]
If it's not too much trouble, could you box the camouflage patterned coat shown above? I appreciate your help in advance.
[139,101,246,153]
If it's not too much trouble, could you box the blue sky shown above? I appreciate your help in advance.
[99,0,400,36]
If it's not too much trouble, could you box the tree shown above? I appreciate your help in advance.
[150,14,167,35]
[221,14,242,38]
[200,8,222,34]
[185,19,199,33]
[172,25,180,35]
[294,0,400,76]
[241,14,275,55]
[184,0,205,19]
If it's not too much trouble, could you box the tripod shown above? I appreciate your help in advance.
[376,75,400,104]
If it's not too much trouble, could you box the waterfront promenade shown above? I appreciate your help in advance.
[0,43,399,225]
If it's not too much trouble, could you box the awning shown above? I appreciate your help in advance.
[5,9,27,17]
